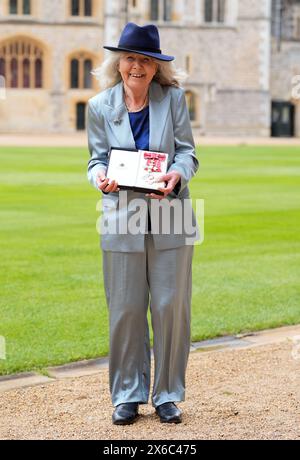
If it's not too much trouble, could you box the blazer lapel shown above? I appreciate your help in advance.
[105,82,136,150]
[149,81,170,152]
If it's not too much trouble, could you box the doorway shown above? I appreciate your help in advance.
[76,102,86,130]
[271,101,295,137]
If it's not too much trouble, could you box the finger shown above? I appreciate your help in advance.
[103,180,117,193]
[159,185,173,195]
[111,182,119,192]
[96,174,107,183]
[157,173,172,182]
[160,178,177,192]
[97,178,109,190]
[148,192,164,200]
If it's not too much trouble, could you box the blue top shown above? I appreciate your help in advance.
[128,106,149,151]
[128,106,151,231]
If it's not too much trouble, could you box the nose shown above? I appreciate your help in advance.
[132,58,143,68]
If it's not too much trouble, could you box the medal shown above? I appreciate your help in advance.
[144,152,166,173]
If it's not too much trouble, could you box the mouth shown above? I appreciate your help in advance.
[129,73,145,79]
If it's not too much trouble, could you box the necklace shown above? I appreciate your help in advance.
[124,92,148,113]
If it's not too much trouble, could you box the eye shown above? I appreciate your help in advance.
[127,56,134,62]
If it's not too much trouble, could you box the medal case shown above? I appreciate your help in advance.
[106,147,169,195]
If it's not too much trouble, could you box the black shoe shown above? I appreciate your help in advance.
[112,403,139,425]
[155,402,182,423]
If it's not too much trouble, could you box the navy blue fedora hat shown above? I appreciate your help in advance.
[103,22,174,62]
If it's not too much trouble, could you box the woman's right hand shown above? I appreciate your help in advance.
[96,171,119,193]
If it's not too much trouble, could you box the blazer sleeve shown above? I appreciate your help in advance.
[87,99,109,190]
[168,89,199,195]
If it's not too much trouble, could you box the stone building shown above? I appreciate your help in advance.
[271,0,300,137]
[0,0,299,137]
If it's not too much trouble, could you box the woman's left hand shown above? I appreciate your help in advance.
[146,171,181,200]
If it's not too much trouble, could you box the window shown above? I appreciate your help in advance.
[0,37,44,89]
[71,0,92,17]
[150,0,159,20]
[0,58,5,77]
[204,0,213,22]
[204,0,226,23]
[9,0,31,15]
[185,91,196,122]
[35,58,42,88]
[70,53,93,89]
[76,102,86,130]
[296,17,300,39]
[9,0,17,14]
[84,59,92,88]
[71,59,79,88]
[150,0,172,22]
[84,0,92,16]
[163,0,171,21]
[71,0,79,15]
[22,58,30,87]
[11,58,18,87]
[23,0,30,14]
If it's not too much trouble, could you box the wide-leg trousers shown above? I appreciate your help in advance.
[102,233,194,408]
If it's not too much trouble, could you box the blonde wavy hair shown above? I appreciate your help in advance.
[92,51,187,91]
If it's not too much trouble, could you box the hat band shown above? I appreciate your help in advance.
[118,44,162,54]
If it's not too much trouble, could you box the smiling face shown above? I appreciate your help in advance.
[118,52,158,93]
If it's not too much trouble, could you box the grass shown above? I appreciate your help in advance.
[0,145,299,375]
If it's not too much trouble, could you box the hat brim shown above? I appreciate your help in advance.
[103,46,174,62]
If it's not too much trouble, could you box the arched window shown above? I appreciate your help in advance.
[70,53,93,89]
[0,37,44,88]
[23,58,30,87]
[9,0,31,15]
[0,58,5,78]
[35,58,42,88]
[84,59,92,88]
[71,59,79,88]
[71,0,92,16]
[11,58,18,87]
[185,91,197,122]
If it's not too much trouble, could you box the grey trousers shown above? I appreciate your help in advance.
[102,234,194,408]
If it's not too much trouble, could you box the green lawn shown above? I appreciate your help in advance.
[0,145,299,376]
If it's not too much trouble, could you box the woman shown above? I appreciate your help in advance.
[87,22,199,425]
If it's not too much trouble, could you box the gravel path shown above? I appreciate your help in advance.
[0,342,299,440]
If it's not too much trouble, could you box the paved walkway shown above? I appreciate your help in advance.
[0,133,300,147]
[0,325,299,440]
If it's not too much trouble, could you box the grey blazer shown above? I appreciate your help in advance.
[87,80,199,252]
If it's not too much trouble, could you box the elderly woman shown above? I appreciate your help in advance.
[87,23,199,425]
